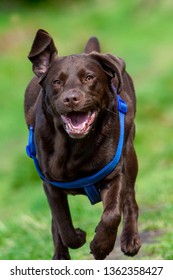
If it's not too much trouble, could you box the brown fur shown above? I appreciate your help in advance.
[24,29,141,259]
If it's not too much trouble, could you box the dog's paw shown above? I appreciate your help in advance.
[73,228,86,248]
[62,228,86,249]
[90,242,107,260]
[52,252,71,260]
[90,234,115,260]
[121,232,141,256]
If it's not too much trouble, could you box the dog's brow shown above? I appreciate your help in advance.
[59,72,67,80]
[77,68,88,76]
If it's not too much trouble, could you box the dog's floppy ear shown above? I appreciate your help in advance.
[84,37,100,53]
[90,52,125,93]
[28,29,58,77]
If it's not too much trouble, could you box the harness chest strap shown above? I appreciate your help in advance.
[26,95,128,205]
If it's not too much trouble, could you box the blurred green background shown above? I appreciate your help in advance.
[0,0,173,260]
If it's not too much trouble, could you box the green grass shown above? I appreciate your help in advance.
[0,0,173,260]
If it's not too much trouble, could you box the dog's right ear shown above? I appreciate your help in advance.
[90,52,125,94]
[84,37,100,53]
[28,29,58,77]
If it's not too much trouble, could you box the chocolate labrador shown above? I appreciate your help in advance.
[24,29,141,259]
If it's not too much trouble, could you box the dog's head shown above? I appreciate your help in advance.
[28,29,125,139]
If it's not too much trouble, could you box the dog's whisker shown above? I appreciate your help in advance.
[105,108,118,116]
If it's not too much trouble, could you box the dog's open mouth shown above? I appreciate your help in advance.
[61,111,97,138]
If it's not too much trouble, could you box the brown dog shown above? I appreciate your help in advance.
[24,29,141,259]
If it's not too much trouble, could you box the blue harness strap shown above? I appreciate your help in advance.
[26,95,128,205]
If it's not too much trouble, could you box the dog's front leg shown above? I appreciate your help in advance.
[51,219,71,260]
[43,183,86,259]
[90,173,125,260]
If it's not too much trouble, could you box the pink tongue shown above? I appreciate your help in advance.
[67,112,88,126]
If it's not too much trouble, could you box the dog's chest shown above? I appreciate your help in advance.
[41,131,113,182]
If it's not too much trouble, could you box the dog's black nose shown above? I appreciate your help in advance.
[62,91,81,107]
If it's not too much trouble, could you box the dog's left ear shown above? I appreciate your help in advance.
[90,52,125,93]
[84,37,100,53]
[28,29,58,77]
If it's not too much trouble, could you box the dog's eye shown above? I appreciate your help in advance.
[85,75,94,81]
[53,79,61,85]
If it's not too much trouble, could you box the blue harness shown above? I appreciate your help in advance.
[26,92,128,205]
